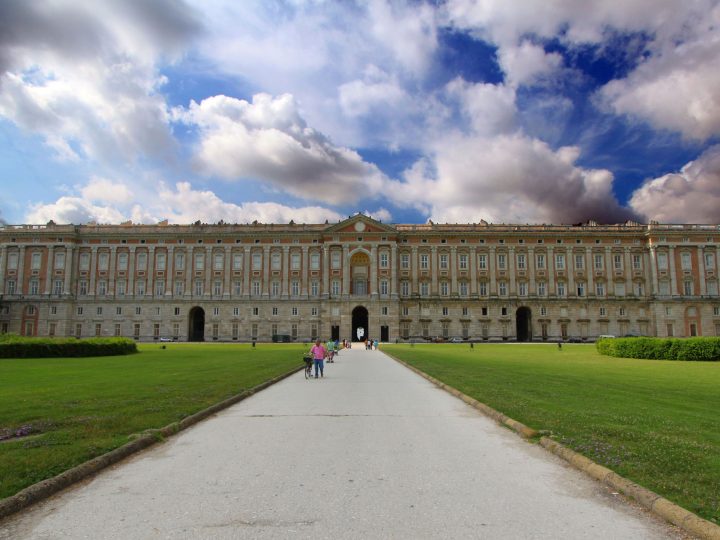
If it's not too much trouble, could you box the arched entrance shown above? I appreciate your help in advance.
[188,307,205,342]
[516,307,532,342]
[352,306,369,342]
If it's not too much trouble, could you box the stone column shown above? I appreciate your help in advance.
[223,246,232,298]
[301,246,309,297]
[63,245,73,297]
[411,246,418,294]
[647,247,658,296]
[450,246,458,295]
[108,246,117,296]
[624,247,632,295]
[0,245,6,291]
[370,245,378,297]
[147,246,155,298]
[431,246,438,295]
[89,247,98,297]
[605,247,613,295]
[263,246,270,297]
[166,246,174,297]
[697,246,706,296]
[547,246,555,295]
[322,244,330,298]
[204,247,212,297]
[184,246,193,298]
[390,244,398,297]
[128,247,136,298]
[469,247,477,295]
[16,246,25,295]
[44,245,54,295]
[668,246,677,296]
[342,244,350,296]
[567,250,575,296]
[508,247,516,295]
[489,246,496,295]
[585,247,593,295]
[243,246,251,299]
[282,246,290,298]
[528,247,536,295]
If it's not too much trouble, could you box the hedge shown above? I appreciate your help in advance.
[0,335,138,358]
[596,336,720,361]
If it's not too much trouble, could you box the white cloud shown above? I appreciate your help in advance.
[446,78,517,136]
[497,41,563,87]
[26,196,127,225]
[80,176,133,204]
[338,66,409,118]
[629,145,720,223]
[176,93,389,205]
[390,133,634,224]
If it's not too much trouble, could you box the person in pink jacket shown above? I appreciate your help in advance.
[310,339,327,378]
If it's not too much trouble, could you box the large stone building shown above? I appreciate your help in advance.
[1,214,719,342]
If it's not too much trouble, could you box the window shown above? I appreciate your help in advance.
[291,280,300,296]
[6,280,16,295]
[252,324,258,339]
[135,306,142,315]
[174,281,184,296]
[619,307,626,317]
[7,252,18,270]
[51,305,57,315]
[615,282,626,296]
[498,281,507,296]
[252,307,259,316]
[252,280,261,296]
[310,252,320,270]
[331,279,341,295]
[195,252,205,271]
[557,281,566,296]
[271,252,281,270]
[290,306,298,316]
[705,253,715,269]
[439,254,449,269]
[540,306,547,316]
[133,323,140,339]
[214,280,222,296]
[658,281,670,295]
[291,253,301,270]
[442,322,449,338]
[459,254,468,270]
[79,280,88,295]
[517,254,526,270]
[400,322,409,339]
[613,253,622,270]
[459,281,468,296]
[437,281,447,296]
[77,306,84,315]
[402,306,409,316]
[478,254,487,270]
[156,252,166,271]
[271,281,280,296]
[380,280,389,295]
[175,252,185,271]
[232,323,239,339]
[118,252,128,271]
[667,323,674,337]
[501,307,508,316]
[599,307,607,317]
[29,279,39,295]
[577,282,585,297]
[155,280,165,296]
[684,280,693,296]
[174,307,180,316]
[594,254,604,270]
[154,323,161,339]
[401,281,410,296]
[420,254,429,270]
[331,251,341,269]
[708,281,719,296]
[135,252,145,271]
[555,254,565,270]
[657,252,668,270]
[76,323,82,338]
[596,282,605,296]
[53,280,63,295]
[497,254,506,270]
[462,307,469,316]
[518,282,527,296]
[481,307,488,316]
[632,254,642,270]
[233,253,243,270]
[291,324,298,339]
[252,253,262,270]
[233,281,242,295]
[311,307,318,316]
[136,280,146,296]
[380,252,389,268]
[420,282,429,296]
[54,252,65,270]
[97,280,107,296]
[479,282,488,296]
[681,252,692,270]
[213,307,220,316]
[574,254,584,270]
[401,253,410,269]
[48,322,56,337]
[536,254,545,270]
[194,280,203,296]
[117,280,126,296]
[214,253,224,270]
[311,280,319,296]
[714,306,720,316]
[31,252,41,270]
[634,282,644,296]
[537,281,546,296]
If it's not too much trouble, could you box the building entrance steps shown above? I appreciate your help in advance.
[0,346,681,539]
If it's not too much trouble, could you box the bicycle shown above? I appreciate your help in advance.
[303,354,313,379]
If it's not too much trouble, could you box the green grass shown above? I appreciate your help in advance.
[383,343,720,524]
[0,343,305,500]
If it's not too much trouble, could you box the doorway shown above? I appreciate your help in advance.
[352,306,369,342]
[331,325,340,341]
[380,325,389,342]
[188,306,205,342]
[516,307,532,342]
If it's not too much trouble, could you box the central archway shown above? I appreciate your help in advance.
[516,307,532,342]
[188,306,205,342]
[352,305,369,342]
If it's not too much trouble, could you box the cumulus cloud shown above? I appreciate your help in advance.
[498,41,563,87]
[0,0,201,162]
[629,145,720,223]
[390,133,635,224]
[80,176,133,204]
[26,196,127,225]
[446,78,517,136]
[176,93,389,205]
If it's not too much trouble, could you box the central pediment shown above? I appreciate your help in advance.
[324,213,396,234]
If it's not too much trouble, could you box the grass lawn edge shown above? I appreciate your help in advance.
[0,362,304,521]
[383,350,720,540]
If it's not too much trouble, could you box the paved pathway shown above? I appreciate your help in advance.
[1,346,680,539]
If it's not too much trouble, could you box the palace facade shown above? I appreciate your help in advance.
[1,215,719,342]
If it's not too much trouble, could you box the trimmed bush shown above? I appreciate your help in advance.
[0,336,137,358]
[596,336,720,361]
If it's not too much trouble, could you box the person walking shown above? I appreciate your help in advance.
[310,339,327,378]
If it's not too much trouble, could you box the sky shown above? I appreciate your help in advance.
[0,0,719,227]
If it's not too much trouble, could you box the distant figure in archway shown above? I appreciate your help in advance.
[357,326,364,341]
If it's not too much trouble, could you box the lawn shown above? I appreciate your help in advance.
[382,343,720,524]
[0,343,306,500]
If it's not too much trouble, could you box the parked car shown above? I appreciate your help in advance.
[431,336,446,343]
[566,337,583,343]
[448,337,464,343]
[158,337,172,342]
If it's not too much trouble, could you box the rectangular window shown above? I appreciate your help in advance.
[271,252,281,270]
[613,254,623,270]
[615,282,626,296]
[310,252,320,270]
[271,281,280,296]
[380,280,388,295]
[231,323,239,339]
[118,252,128,271]
[311,307,318,316]
[708,281,718,296]
[497,254,506,270]
[574,254,584,270]
[76,323,82,338]
[252,252,263,270]
[195,252,205,271]
[252,280,261,296]
[175,252,185,271]
[291,280,300,296]
[681,252,692,270]
[459,254,468,270]
[54,252,65,270]
[479,282,487,296]
[311,280,319,296]
[331,279,341,295]
[233,281,242,295]
[666,323,674,337]
[594,254,604,270]
[540,306,547,316]
[420,254,429,270]
[291,253,301,270]
[136,280,146,296]
[135,306,142,315]
[156,252,166,271]
[439,254,448,269]
[459,281,468,296]
[684,280,693,295]
[7,252,18,270]
[440,281,449,296]
[214,280,222,296]
[53,280,63,295]
[5,280,16,295]
[705,253,715,269]
[555,254,565,270]
[577,282,585,297]
[518,282,527,296]
[174,281,184,296]
[420,282,429,296]
[557,282,566,296]
[97,280,107,296]
[632,254,641,270]
[659,280,670,295]
[195,280,203,296]
[252,324,258,339]
[498,281,507,296]
[517,254,526,270]
[657,252,668,270]
[77,306,84,315]
[213,307,220,316]
[481,307,488,316]
[478,254,487,270]
[31,252,41,270]
[135,252,145,271]
[214,253,224,270]
[133,323,140,339]
[233,253,243,270]
[537,281,546,296]
[536,254,545,270]
[29,279,39,295]
[401,281,409,296]
[380,253,389,268]
[154,323,161,339]
[51,306,57,315]
[331,251,341,269]
[596,282,605,296]
[291,306,299,316]
[155,280,165,296]
[401,253,410,269]
[291,323,298,339]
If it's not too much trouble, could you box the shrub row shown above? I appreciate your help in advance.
[596,336,720,361]
[0,335,138,358]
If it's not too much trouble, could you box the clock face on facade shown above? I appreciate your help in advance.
[354,221,366,232]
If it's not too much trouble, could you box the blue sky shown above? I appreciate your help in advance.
[0,0,718,226]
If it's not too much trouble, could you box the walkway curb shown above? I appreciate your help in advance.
[385,351,720,540]
[0,363,303,521]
